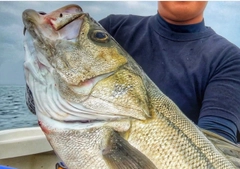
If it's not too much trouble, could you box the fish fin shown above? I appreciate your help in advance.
[101,131,157,169]
[55,162,68,169]
[201,129,240,168]
[25,84,36,114]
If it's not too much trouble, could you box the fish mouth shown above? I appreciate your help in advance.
[23,5,111,88]
[22,5,125,126]
[22,4,86,85]
[22,4,84,41]
[23,5,146,129]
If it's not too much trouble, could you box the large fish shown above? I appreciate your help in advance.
[22,4,240,169]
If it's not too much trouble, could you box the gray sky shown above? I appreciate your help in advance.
[0,1,240,85]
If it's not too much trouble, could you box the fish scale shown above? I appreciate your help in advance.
[22,4,240,169]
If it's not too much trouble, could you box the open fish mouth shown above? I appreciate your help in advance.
[22,4,86,86]
[22,4,148,130]
[23,4,84,41]
[22,5,122,126]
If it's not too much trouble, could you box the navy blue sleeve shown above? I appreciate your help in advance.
[99,15,119,37]
[198,44,240,143]
[198,116,237,143]
[99,16,110,32]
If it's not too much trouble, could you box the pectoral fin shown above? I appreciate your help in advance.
[101,130,157,169]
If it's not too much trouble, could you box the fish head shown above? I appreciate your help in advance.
[22,4,150,129]
[23,4,127,89]
[22,5,151,168]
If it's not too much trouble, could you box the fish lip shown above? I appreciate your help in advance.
[22,9,44,41]
[49,11,85,31]
[23,11,46,35]
[22,5,85,42]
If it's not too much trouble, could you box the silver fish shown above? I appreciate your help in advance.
[22,4,240,169]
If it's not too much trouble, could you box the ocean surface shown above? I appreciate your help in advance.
[0,85,38,131]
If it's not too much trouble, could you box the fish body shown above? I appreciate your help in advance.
[22,4,240,169]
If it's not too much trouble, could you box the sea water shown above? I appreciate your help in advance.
[0,85,38,130]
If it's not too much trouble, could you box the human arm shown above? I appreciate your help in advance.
[198,44,240,143]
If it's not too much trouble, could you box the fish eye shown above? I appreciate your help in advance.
[91,30,109,43]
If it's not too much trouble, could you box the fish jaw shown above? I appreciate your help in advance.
[22,4,128,87]
[22,4,148,124]
[22,4,84,41]
[22,4,85,92]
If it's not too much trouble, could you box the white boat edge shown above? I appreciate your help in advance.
[0,127,59,169]
[0,126,52,159]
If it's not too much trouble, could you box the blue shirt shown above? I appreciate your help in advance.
[99,13,240,143]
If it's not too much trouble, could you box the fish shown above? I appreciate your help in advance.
[22,4,240,169]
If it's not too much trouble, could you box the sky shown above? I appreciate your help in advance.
[0,1,240,85]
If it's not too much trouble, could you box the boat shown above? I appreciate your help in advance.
[0,127,59,169]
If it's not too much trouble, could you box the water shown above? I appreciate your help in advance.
[0,85,38,131]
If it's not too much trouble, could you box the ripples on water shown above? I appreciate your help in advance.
[0,85,38,130]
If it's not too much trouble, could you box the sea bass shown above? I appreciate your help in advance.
[22,4,240,169]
